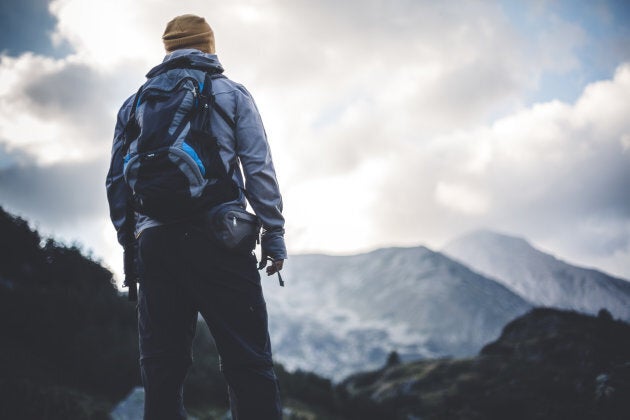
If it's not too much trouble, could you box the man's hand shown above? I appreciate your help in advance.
[259,257,285,286]
[266,259,284,276]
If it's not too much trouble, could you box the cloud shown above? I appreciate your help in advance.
[0,52,146,164]
[369,63,630,274]
[0,0,71,57]
[0,153,109,226]
[435,182,490,215]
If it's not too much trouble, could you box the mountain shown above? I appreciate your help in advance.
[443,230,630,320]
[336,307,630,420]
[262,246,531,380]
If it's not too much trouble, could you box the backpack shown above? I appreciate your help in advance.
[121,59,238,221]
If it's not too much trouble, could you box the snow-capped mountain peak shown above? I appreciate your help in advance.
[443,230,630,320]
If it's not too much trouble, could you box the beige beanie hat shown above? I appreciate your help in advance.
[162,14,216,54]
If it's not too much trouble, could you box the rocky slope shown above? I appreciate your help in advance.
[337,307,630,420]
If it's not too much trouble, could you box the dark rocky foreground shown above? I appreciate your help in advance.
[336,307,630,420]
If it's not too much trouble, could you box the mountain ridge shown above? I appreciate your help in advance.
[443,229,630,320]
[263,244,532,380]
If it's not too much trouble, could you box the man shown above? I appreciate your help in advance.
[106,14,285,420]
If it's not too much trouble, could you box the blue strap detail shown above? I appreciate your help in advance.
[182,142,206,176]
[123,153,131,172]
[195,81,204,108]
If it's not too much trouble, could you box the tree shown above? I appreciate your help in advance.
[385,351,401,367]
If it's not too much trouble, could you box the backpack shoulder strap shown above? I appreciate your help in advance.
[202,73,236,131]
[195,73,240,182]
[121,85,144,155]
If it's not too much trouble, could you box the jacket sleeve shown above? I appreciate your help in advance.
[106,96,136,247]
[233,87,287,260]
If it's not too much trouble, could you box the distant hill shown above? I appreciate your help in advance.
[443,230,630,320]
[0,207,139,419]
[336,307,630,420]
[263,246,531,380]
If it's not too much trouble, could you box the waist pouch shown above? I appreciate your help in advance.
[201,203,261,254]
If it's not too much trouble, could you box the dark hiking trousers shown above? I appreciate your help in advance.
[137,222,282,420]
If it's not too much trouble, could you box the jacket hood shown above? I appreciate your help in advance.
[146,49,224,78]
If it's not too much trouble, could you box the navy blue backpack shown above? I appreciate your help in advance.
[122,58,238,221]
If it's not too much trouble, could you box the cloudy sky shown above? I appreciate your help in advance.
[1,0,629,283]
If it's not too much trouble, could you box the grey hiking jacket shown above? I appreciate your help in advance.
[106,49,286,260]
